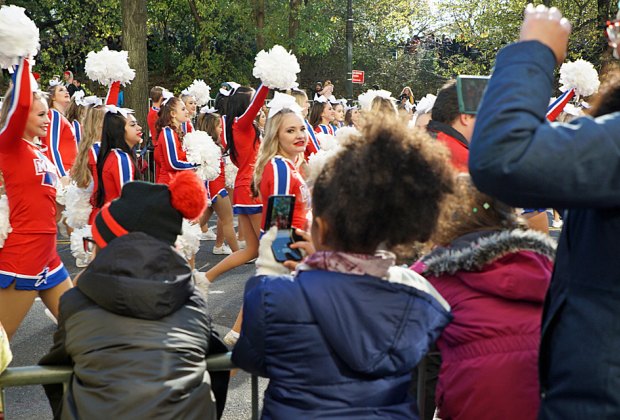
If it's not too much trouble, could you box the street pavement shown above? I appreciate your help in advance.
[4,221,267,420]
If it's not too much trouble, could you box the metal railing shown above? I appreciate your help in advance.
[0,352,260,420]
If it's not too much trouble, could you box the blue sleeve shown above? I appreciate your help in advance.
[231,275,268,377]
[469,41,620,209]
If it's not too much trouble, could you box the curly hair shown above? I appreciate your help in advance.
[430,174,525,246]
[312,115,455,253]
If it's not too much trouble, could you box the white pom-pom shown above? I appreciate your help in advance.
[55,176,70,206]
[175,219,202,260]
[358,89,393,111]
[62,181,94,229]
[334,126,360,145]
[70,225,92,262]
[253,45,301,90]
[559,59,600,97]
[415,94,437,115]
[183,130,222,181]
[307,148,342,182]
[0,195,12,248]
[185,80,211,107]
[0,6,40,69]
[85,47,136,86]
[315,132,339,151]
[224,156,238,189]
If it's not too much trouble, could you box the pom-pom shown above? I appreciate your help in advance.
[55,176,70,206]
[559,59,600,97]
[169,171,208,220]
[85,47,136,86]
[358,89,393,111]
[183,130,222,181]
[0,195,12,248]
[0,6,40,69]
[315,132,339,151]
[175,219,202,260]
[307,148,342,183]
[253,45,300,90]
[415,94,437,115]
[185,80,211,107]
[224,156,238,189]
[334,126,360,145]
[62,181,93,229]
[70,225,92,262]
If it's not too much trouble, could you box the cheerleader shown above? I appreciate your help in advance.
[308,97,335,135]
[65,92,86,144]
[154,97,197,185]
[0,58,72,339]
[331,99,345,131]
[205,83,269,283]
[91,108,142,220]
[195,109,239,255]
[290,88,321,159]
[180,92,196,134]
[44,81,78,177]
[344,106,362,129]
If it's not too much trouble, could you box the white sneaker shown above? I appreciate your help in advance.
[213,244,233,255]
[44,308,58,325]
[223,330,240,346]
[75,256,90,268]
[552,220,563,228]
[200,228,217,241]
[237,240,246,249]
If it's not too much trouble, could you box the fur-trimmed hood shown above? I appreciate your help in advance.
[414,229,556,303]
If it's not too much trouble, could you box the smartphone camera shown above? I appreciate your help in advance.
[264,195,303,263]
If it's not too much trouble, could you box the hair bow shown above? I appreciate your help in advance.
[105,104,134,118]
[161,89,174,106]
[219,81,241,97]
[327,95,339,105]
[267,92,303,118]
[82,95,103,107]
[72,90,85,105]
[199,106,218,115]
[314,95,328,104]
[49,79,62,87]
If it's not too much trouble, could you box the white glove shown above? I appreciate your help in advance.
[255,226,291,276]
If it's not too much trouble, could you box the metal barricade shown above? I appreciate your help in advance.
[0,352,260,420]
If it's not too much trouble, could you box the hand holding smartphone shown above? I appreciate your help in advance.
[263,195,303,262]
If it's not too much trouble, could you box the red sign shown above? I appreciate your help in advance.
[352,70,364,84]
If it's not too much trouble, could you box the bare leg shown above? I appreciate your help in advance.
[206,213,260,282]
[212,196,239,251]
[232,307,243,333]
[200,206,214,233]
[39,277,73,319]
[0,285,37,340]
[215,218,224,247]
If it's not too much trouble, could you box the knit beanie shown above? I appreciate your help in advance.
[92,171,207,248]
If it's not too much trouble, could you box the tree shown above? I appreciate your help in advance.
[120,0,148,141]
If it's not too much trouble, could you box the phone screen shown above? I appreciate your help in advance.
[264,195,295,232]
[456,75,490,115]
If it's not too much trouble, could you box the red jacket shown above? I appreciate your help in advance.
[427,120,469,172]
[412,229,555,420]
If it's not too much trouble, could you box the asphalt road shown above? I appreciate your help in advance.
[4,221,268,420]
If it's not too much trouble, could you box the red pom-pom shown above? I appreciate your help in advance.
[169,171,208,220]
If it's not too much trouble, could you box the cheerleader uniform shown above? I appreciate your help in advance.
[71,120,82,145]
[313,124,334,136]
[231,84,269,215]
[147,106,160,146]
[0,58,69,291]
[155,126,197,185]
[43,108,78,177]
[181,120,194,134]
[207,119,229,205]
[89,148,135,224]
[259,155,310,232]
[304,119,321,160]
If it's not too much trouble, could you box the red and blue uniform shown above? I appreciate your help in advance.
[43,108,78,177]
[231,84,269,215]
[155,126,197,185]
[181,120,194,134]
[0,58,68,290]
[313,124,334,136]
[147,106,160,146]
[89,148,135,224]
[259,156,310,232]
[71,120,82,145]
[304,119,320,160]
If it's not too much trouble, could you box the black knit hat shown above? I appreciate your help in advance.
[92,172,208,248]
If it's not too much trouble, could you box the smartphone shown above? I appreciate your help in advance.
[263,195,303,262]
[456,75,490,115]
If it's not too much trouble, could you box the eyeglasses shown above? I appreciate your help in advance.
[83,237,96,253]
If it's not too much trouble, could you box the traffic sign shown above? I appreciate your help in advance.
[352,70,364,84]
